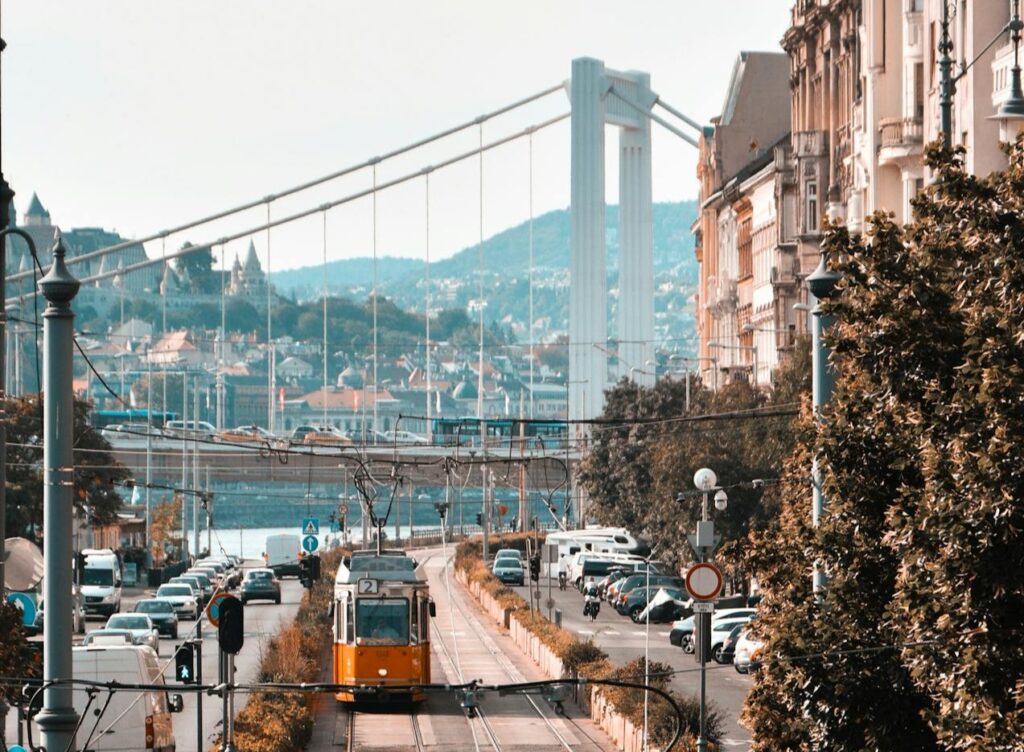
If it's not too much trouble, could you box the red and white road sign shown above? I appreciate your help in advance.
[685,562,723,601]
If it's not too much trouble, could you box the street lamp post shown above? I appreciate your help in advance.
[806,247,841,595]
[37,231,81,752]
[940,0,1024,146]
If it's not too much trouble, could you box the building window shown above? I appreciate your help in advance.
[806,181,819,233]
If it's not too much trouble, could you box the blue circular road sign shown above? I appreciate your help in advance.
[7,593,36,626]
[302,535,319,553]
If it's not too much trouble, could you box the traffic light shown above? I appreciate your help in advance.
[218,597,244,655]
[309,555,321,583]
[475,513,483,526]
[175,643,195,684]
[529,556,541,582]
[299,555,320,588]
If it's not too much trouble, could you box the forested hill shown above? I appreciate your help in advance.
[271,200,699,296]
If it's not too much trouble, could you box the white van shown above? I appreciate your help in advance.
[164,420,216,440]
[264,533,302,578]
[81,548,123,617]
[546,527,650,561]
[71,645,183,751]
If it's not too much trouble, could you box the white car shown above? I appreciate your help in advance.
[734,628,765,674]
[383,430,428,444]
[708,617,755,663]
[155,584,199,620]
[103,613,161,653]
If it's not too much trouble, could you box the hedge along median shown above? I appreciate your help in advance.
[454,536,722,751]
[210,548,342,752]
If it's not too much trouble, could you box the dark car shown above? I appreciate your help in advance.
[622,586,687,622]
[614,575,684,613]
[240,568,282,605]
[596,568,629,600]
[492,558,525,586]
[132,598,179,638]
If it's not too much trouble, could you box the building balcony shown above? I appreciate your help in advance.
[878,116,924,165]
[794,130,829,158]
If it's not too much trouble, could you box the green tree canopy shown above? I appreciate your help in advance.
[4,396,131,539]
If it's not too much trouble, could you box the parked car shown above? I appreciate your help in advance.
[708,618,755,663]
[670,608,759,652]
[32,587,86,635]
[155,584,199,620]
[289,425,320,444]
[622,585,688,623]
[733,628,765,674]
[613,575,684,613]
[240,568,282,605]
[103,613,160,653]
[492,558,525,586]
[303,426,353,446]
[217,425,276,443]
[596,568,629,600]
[718,623,746,665]
[132,598,179,638]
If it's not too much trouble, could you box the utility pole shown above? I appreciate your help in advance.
[146,345,153,567]
[807,246,840,595]
[37,231,81,752]
[193,379,200,556]
[938,1,954,148]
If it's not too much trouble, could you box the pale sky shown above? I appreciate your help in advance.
[2,1,793,276]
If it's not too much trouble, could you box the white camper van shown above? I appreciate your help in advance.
[546,528,649,562]
[264,533,303,578]
[81,548,123,617]
[71,645,183,751]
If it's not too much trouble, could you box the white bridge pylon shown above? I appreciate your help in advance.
[569,56,655,429]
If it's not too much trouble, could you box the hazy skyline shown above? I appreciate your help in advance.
[2,1,793,275]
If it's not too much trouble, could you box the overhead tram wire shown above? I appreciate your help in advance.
[13,112,571,306]
[5,83,565,288]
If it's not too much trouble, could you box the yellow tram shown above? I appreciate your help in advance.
[331,550,433,702]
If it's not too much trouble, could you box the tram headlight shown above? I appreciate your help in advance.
[378,668,388,677]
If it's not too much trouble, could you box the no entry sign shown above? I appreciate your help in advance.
[685,562,723,601]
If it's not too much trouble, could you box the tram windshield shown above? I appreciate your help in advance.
[356,598,409,644]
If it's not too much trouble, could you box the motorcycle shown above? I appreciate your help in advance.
[583,599,600,621]
[558,571,567,591]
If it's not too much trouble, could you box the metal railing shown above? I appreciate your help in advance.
[879,116,924,148]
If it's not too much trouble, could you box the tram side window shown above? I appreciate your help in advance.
[346,599,355,643]
[334,599,343,641]
[410,596,419,645]
[420,599,430,642]
[356,598,409,643]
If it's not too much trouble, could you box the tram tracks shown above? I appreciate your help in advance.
[344,707,428,752]
[429,555,607,751]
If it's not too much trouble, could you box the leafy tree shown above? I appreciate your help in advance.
[578,341,809,578]
[149,494,183,565]
[174,242,217,293]
[745,142,1024,750]
[4,396,130,539]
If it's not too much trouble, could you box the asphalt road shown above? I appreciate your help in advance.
[511,578,753,750]
[6,561,304,752]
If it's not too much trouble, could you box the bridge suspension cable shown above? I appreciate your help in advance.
[12,111,570,302]
[6,83,564,286]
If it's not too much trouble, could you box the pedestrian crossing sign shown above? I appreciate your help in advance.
[302,517,320,536]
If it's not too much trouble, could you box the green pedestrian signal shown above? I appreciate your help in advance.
[175,643,195,684]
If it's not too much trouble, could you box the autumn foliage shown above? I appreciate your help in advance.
[743,142,1024,749]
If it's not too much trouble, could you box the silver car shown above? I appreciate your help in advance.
[103,614,160,653]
